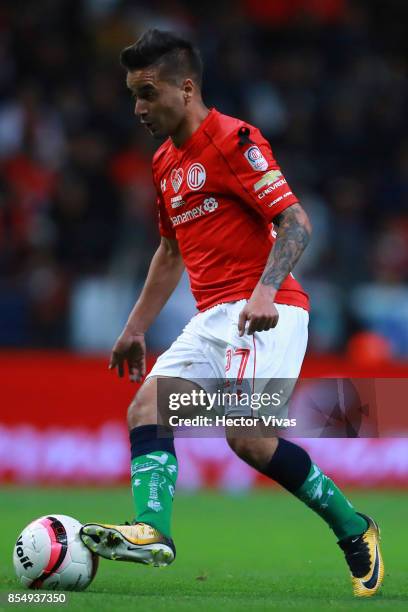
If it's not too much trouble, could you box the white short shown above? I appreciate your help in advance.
[147,300,309,417]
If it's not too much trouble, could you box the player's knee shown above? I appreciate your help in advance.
[226,435,279,469]
[226,436,254,460]
[127,379,157,430]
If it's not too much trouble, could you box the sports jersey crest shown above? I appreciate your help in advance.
[171,168,184,193]
[187,163,206,190]
[244,146,268,171]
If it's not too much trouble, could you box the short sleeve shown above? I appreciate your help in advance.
[152,167,176,240]
[157,193,176,239]
[220,125,299,222]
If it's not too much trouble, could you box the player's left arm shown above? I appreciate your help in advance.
[216,123,312,335]
[238,203,312,336]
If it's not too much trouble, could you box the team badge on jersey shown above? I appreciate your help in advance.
[244,146,268,171]
[187,163,206,190]
[171,168,184,193]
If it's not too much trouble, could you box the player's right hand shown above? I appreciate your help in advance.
[109,329,146,383]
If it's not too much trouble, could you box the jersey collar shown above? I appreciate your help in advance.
[170,107,217,156]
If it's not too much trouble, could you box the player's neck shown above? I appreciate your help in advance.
[171,103,210,149]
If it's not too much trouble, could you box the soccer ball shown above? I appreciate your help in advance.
[13,514,99,591]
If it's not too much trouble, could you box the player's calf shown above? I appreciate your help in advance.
[80,418,178,566]
[82,377,203,566]
[226,432,279,471]
[127,376,159,429]
[227,435,384,597]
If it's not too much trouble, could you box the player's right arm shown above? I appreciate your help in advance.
[109,236,184,382]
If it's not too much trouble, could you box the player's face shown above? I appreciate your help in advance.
[127,68,188,139]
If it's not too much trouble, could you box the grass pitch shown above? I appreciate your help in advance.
[1,487,407,611]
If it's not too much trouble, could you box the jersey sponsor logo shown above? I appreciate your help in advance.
[170,198,219,226]
[244,146,268,171]
[267,191,293,207]
[171,168,184,193]
[257,178,288,199]
[253,169,282,192]
[171,195,185,209]
[187,163,206,190]
[203,197,218,212]
[160,178,167,192]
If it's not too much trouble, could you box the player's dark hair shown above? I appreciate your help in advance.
[120,29,203,87]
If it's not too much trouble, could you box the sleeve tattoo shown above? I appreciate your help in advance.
[260,203,311,289]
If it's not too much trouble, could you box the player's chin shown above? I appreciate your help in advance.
[149,125,166,138]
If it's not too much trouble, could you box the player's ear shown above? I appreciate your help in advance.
[182,78,194,103]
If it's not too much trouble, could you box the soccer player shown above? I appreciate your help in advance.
[80,29,384,597]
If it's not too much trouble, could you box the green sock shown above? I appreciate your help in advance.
[130,450,178,539]
[295,463,368,540]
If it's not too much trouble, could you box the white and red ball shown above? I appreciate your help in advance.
[13,514,98,591]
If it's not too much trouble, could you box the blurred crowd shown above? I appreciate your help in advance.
[0,0,407,356]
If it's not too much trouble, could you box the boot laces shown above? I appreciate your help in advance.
[339,535,371,578]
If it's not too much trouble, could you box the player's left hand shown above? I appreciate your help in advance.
[238,285,279,336]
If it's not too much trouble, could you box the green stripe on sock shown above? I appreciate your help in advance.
[294,463,368,540]
[131,451,178,539]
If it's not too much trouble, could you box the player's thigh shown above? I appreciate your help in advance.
[127,376,205,429]
[258,304,309,413]
[266,303,309,378]
[224,304,308,458]
[128,317,221,429]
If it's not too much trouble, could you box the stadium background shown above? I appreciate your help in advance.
[0,0,407,492]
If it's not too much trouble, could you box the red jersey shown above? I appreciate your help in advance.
[152,108,309,312]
